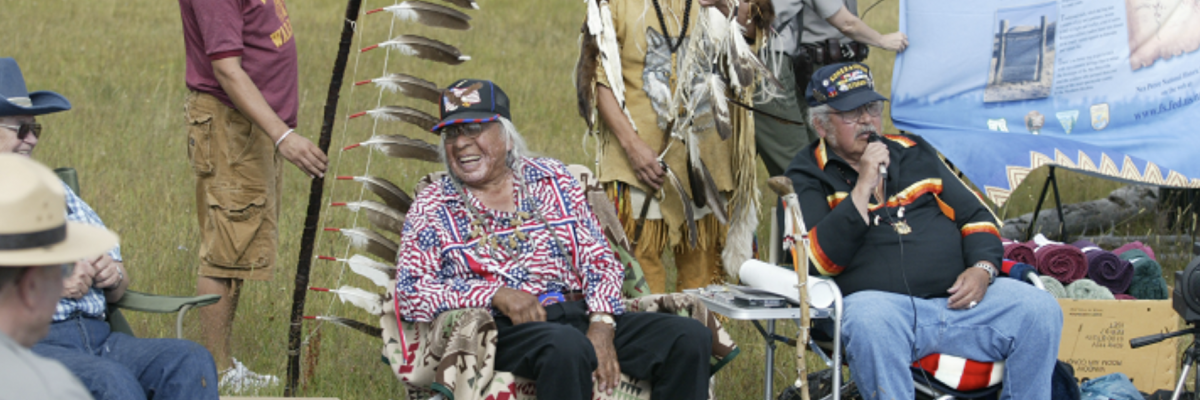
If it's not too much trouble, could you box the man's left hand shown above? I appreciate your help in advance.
[91,254,124,289]
[587,320,620,396]
[947,267,990,309]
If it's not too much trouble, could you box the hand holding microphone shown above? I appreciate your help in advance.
[866,133,889,179]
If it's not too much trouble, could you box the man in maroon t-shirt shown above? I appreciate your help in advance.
[178,0,326,388]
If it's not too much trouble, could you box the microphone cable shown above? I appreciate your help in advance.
[870,134,934,389]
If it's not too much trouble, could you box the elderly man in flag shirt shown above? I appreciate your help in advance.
[395,79,714,400]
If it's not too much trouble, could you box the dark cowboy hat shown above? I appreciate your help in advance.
[0,58,71,117]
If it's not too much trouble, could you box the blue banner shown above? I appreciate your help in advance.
[891,0,1200,207]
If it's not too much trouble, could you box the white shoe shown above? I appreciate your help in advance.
[219,357,280,394]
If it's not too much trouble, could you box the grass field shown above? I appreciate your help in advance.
[2,0,1191,398]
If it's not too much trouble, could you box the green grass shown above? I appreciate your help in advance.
[3,0,1192,398]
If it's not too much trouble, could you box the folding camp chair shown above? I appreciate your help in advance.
[54,167,220,339]
[764,176,1049,400]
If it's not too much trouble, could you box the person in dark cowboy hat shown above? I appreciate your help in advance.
[0,57,220,400]
[0,154,107,399]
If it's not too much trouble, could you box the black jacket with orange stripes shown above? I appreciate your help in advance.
[784,133,1003,298]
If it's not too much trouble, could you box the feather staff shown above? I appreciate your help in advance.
[317,254,396,287]
[331,200,407,235]
[335,175,413,213]
[325,227,399,263]
[308,286,385,315]
[354,73,440,104]
[348,106,440,132]
[286,0,363,395]
[342,134,439,163]
[361,35,471,65]
[366,1,472,31]
[303,315,383,338]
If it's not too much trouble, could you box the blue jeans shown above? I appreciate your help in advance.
[841,278,1063,400]
[32,315,218,400]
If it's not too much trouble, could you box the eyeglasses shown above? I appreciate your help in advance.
[442,123,487,141]
[831,101,885,125]
[0,122,42,141]
[60,263,75,278]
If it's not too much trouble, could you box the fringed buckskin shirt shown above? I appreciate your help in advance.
[394,158,625,322]
[784,134,1003,297]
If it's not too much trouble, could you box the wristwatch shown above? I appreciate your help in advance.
[972,262,998,284]
[590,313,616,329]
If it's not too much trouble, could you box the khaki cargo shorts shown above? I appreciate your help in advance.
[185,92,282,281]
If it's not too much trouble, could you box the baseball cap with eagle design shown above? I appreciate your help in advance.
[431,79,512,133]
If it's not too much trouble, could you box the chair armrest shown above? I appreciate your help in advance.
[112,290,221,313]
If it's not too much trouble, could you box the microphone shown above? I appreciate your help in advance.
[867,133,888,178]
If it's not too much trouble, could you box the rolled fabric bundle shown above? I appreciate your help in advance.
[1040,276,1068,298]
[1003,241,1037,266]
[1113,241,1156,261]
[1065,279,1116,300]
[1119,249,1170,300]
[1034,244,1088,284]
[1001,260,1038,285]
[1114,294,1136,300]
[1070,240,1134,294]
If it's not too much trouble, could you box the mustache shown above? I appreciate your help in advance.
[856,125,878,137]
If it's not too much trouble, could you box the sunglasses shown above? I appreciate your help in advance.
[0,122,43,141]
[831,101,885,125]
[441,123,488,140]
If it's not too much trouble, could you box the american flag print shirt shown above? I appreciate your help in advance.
[394,157,625,322]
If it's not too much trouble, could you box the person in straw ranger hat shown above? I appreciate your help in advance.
[0,57,219,400]
[0,153,114,399]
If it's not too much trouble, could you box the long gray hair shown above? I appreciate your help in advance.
[438,117,535,180]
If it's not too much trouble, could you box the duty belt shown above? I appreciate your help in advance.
[799,39,869,66]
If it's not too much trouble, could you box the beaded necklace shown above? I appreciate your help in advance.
[450,160,579,279]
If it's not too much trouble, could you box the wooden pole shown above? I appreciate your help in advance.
[767,177,810,400]
[284,0,363,395]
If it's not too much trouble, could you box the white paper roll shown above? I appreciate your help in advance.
[739,259,837,309]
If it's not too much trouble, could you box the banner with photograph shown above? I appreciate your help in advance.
[891,0,1200,207]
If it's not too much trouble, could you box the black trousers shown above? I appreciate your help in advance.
[494,300,712,400]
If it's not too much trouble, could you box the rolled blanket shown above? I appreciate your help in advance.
[1066,279,1116,300]
[1114,294,1136,300]
[1035,244,1088,284]
[1001,260,1038,285]
[1119,249,1170,300]
[1040,276,1068,298]
[1113,241,1156,261]
[1070,240,1134,294]
[1003,241,1037,266]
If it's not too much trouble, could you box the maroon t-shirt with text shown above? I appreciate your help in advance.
[180,0,299,128]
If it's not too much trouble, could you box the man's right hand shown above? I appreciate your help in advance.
[858,141,890,189]
[621,137,665,190]
[62,260,95,299]
[277,133,328,178]
[492,287,546,325]
[879,32,909,52]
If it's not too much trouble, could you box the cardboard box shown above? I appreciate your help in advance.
[1057,299,1180,393]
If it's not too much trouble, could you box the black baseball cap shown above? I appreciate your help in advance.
[804,62,888,111]
[431,79,512,133]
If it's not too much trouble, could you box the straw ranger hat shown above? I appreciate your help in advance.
[0,154,117,266]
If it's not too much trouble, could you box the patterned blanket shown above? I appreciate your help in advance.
[381,293,739,400]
